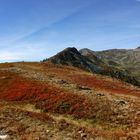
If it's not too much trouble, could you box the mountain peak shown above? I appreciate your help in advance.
[47,47,85,66]
[63,47,79,53]
[79,48,104,65]
[46,47,102,73]
[79,48,95,56]
[136,46,140,50]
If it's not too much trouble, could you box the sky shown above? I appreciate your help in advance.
[0,0,140,62]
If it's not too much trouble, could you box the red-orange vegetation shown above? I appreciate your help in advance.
[39,64,140,97]
[0,71,113,120]
[68,74,140,97]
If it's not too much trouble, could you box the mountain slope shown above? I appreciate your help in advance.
[80,47,140,81]
[0,62,140,139]
[47,47,103,73]
[45,47,140,87]
[80,48,120,67]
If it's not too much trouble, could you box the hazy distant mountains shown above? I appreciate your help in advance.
[45,47,140,87]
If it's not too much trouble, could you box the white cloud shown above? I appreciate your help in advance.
[0,41,57,62]
[0,52,21,61]
[0,40,75,62]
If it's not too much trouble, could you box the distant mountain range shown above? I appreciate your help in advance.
[44,47,140,87]
[80,46,140,81]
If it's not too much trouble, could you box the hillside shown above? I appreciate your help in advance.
[80,47,140,82]
[46,47,103,73]
[0,62,140,139]
[47,47,140,87]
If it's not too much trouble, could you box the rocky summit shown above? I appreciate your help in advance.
[47,47,103,73]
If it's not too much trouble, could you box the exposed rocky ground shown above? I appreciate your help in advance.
[0,62,140,139]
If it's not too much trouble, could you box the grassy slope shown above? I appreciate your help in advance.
[0,62,140,139]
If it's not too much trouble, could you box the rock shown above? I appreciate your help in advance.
[96,93,105,96]
[136,111,140,116]
[81,133,87,138]
[0,134,9,140]
[77,85,91,90]
[114,100,126,106]
[57,80,68,85]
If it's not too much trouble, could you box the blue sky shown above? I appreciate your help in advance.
[0,0,140,62]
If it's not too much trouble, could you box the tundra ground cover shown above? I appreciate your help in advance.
[0,62,140,139]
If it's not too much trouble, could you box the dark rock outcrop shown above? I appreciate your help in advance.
[47,47,103,73]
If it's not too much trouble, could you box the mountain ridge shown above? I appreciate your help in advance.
[44,47,140,87]
[80,46,140,82]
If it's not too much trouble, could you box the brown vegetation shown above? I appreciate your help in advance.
[0,62,140,139]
